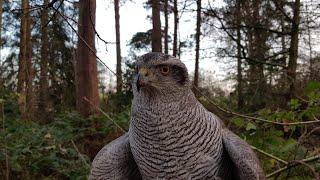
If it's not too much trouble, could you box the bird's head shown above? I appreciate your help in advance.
[133,52,190,100]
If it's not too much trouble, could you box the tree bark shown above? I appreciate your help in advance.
[245,0,267,109]
[0,0,3,58]
[164,0,169,54]
[0,0,2,90]
[152,0,162,52]
[287,0,300,98]
[173,0,178,57]
[39,0,50,120]
[25,17,33,119]
[75,0,99,117]
[114,0,122,92]
[17,0,33,119]
[236,0,243,109]
[193,0,201,88]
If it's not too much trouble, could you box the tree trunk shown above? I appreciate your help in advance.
[178,41,181,59]
[39,0,49,120]
[287,0,300,98]
[164,0,169,54]
[152,0,162,52]
[114,0,122,92]
[236,0,243,109]
[0,0,2,91]
[25,17,33,119]
[75,0,99,117]
[173,0,178,57]
[306,4,313,80]
[246,0,267,109]
[17,0,33,119]
[193,0,201,88]
[0,0,3,58]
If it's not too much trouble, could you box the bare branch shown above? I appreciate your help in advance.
[52,6,119,78]
[272,0,293,23]
[223,25,291,36]
[88,2,116,50]
[83,97,126,133]
[267,155,320,178]
[194,86,320,126]
[251,146,288,165]
[205,6,287,68]
[71,140,91,168]
[42,0,64,30]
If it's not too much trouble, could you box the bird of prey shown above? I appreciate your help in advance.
[89,52,265,180]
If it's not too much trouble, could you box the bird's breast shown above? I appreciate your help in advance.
[129,103,224,179]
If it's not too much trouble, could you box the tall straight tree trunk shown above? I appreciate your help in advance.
[114,0,122,92]
[287,0,300,98]
[173,0,178,57]
[0,0,2,92]
[164,0,169,54]
[0,0,3,58]
[39,0,49,120]
[76,0,99,117]
[306,4,315,81]
[17,0,32,119]
[193,0,201,88]
[246,0,267,109]
[25,19,33,119]
[236,0,243,109]
[152,0,162,52]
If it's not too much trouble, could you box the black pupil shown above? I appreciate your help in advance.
[162,67,168,73]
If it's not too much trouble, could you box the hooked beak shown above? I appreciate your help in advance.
[136,73,146,92]
[135,67,149,92]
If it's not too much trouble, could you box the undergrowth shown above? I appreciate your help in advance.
[0,82,319,179]
[0,93,131,179]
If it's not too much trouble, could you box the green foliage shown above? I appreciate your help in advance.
[199,82,320,179]
[305,81,320,93]
[227,82,320,179]
[0,92,132,179]
[129,30,152,50]
[0,112,90,179]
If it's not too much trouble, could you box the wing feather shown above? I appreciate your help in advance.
[222,129,266,180]
[89,133,141,180]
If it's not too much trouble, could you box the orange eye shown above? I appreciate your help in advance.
[160,66,170,75]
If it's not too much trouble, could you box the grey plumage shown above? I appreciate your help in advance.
[90,52,265,180]
[89,133,141,180]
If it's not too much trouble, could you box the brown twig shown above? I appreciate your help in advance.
[294,160,320,179]
[42,0,65,30]
[52,6,119,78]
[11,0,59,14]
[206,3,288,68]
[266,154,320,178]
[298,126,320,144]
[71,140,91,168]
[83,97,126,133]
[251,146,288,165]
[193,87,320,126]
[88,3,116,50]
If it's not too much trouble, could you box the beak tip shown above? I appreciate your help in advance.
[136,74,141,92]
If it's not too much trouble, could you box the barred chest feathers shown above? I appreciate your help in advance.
[129,91,224,179]
[89,53,266,180]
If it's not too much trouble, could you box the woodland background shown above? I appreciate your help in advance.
[0,0,320,179]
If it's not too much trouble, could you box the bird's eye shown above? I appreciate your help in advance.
[160,66,170,75]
